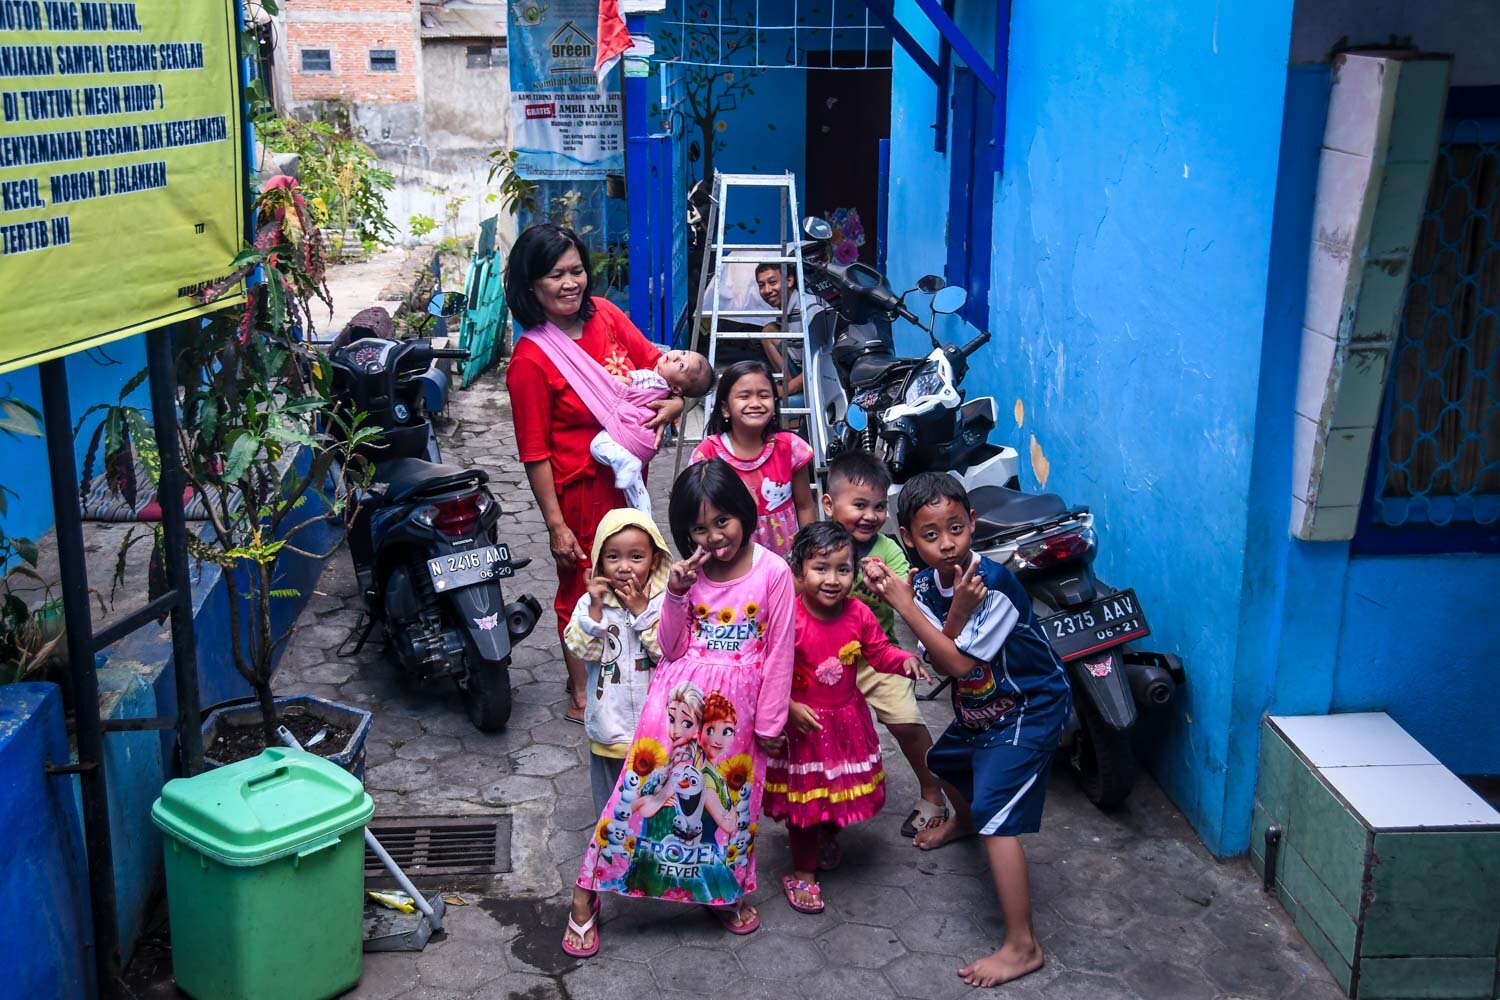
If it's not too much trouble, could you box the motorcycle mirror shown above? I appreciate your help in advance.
[931,286,968,315]
[802,216,833,241]
[916,274,947,293]
[426,291,468,318]
[846,403,868,432]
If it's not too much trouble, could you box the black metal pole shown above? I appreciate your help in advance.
[146,325,205,776]
[39,358,121,994]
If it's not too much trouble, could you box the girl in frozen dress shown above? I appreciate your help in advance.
[563,458,795,957]
[690,359,815,556]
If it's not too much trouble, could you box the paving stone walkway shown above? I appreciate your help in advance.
[271,370,1349,1000]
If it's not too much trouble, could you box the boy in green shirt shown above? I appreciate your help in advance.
[823,450,949,840]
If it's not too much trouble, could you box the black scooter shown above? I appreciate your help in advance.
[794,218,1020,492]
[329,293,541,731]
[971,487,1184,808]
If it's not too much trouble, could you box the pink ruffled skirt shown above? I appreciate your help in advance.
[764,696,886,828]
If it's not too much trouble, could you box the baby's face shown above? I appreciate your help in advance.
[656,350,712,397]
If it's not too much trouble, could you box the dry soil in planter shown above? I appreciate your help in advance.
[207,707,353,766]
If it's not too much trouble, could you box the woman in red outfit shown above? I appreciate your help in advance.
[505,225,683,723]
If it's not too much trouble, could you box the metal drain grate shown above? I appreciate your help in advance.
[364,816,512,879]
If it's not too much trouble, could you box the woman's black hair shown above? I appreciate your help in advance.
[895,471,972,529]
[788,520,854,574]
[667,458,760,558]
[705,359,781,440]
[504,223,596,332]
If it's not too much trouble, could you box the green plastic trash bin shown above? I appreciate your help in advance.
[151,747,375,1000]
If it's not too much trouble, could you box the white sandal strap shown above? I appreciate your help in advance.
[567,911,597,938]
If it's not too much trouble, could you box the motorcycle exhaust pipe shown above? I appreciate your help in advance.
[1123,657,1175,708]
[507,595,542,643]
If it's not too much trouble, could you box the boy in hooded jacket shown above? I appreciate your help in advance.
[564,508,673,813]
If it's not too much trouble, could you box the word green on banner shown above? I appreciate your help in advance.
[0,0,246,374]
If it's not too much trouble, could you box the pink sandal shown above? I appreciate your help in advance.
[782,875,825,914]
[560,896,601,957]
[708,903,761,935]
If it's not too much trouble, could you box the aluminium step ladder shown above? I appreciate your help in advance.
[673,171,828,491]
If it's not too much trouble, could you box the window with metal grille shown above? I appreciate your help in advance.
[300,48,331,73]
[1361,116,1500,553]
[369,49,398,73]
[467,45,503,69]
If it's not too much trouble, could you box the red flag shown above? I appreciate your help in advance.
[595,0,631,89]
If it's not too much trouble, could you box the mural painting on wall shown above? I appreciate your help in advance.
[658,10,766,192]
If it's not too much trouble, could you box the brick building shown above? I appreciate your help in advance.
[275,0,425,153]
[268,0,512,246]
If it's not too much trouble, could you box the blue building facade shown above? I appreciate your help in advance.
[877,0,1500,855]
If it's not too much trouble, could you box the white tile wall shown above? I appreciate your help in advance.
[1289,55,1451,542]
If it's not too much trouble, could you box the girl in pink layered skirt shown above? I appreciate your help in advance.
[764,520,925,914]
[562,459,795,957]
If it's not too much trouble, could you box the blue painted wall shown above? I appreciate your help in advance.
[1331,555,1500,773]
[2,339,152,551]
[885,0,1297,854]
[0,684,90,999]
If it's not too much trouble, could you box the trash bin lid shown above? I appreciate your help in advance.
[152,747,374,866]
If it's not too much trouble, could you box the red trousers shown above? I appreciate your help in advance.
[551,470,629,638]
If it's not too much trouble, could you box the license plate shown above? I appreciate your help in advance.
[1040,589,1150,661]
[427,544,512,591]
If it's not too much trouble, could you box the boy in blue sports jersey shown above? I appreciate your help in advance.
[860,471,1071,989]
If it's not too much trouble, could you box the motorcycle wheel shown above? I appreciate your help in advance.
[1070,690,1137,809]
[459,633,513,732]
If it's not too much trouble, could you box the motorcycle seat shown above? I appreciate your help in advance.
[381,458,488,503]
[849,353,910,388]
[969,485,1068,534]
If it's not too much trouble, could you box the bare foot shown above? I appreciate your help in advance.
[913,814,975,851]
[564,701,586,724]
[957,941,1045,987]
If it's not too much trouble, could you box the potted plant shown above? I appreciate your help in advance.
[91,179,381,772]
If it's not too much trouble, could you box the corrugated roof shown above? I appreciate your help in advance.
[420,1,505,39]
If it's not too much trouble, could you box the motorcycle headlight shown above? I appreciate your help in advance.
[904,361,945,405]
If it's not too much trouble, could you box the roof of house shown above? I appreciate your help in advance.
[420,1,506,40]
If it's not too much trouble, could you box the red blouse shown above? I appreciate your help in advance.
[506,297,662,489]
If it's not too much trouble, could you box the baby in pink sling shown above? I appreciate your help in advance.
[521,323,715,514]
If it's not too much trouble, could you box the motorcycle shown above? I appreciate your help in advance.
[328,291,541,731]
[969,485,1184,807]
[795,217,1020,493]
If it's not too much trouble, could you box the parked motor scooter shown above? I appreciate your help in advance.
[328,292,541,731]
[968,485,1184,807]
[795,217,1020,493]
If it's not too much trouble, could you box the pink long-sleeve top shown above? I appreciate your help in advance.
[790,596,914,709]
[659,544,796,738]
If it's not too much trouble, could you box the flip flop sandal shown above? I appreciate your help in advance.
[708,903,760,935]
[900,800,949,840]
[817,836,843,872]
[560,897,601,958]
[782,875,825,914]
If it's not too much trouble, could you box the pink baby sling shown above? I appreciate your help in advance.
[520,322,664,463]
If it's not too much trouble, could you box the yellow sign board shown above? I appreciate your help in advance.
[0,0,245,374]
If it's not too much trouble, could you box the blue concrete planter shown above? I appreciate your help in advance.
[201,694,372,779]
[0,684,91,999]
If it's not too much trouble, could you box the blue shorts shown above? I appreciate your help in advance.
[926,723,1055,837]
